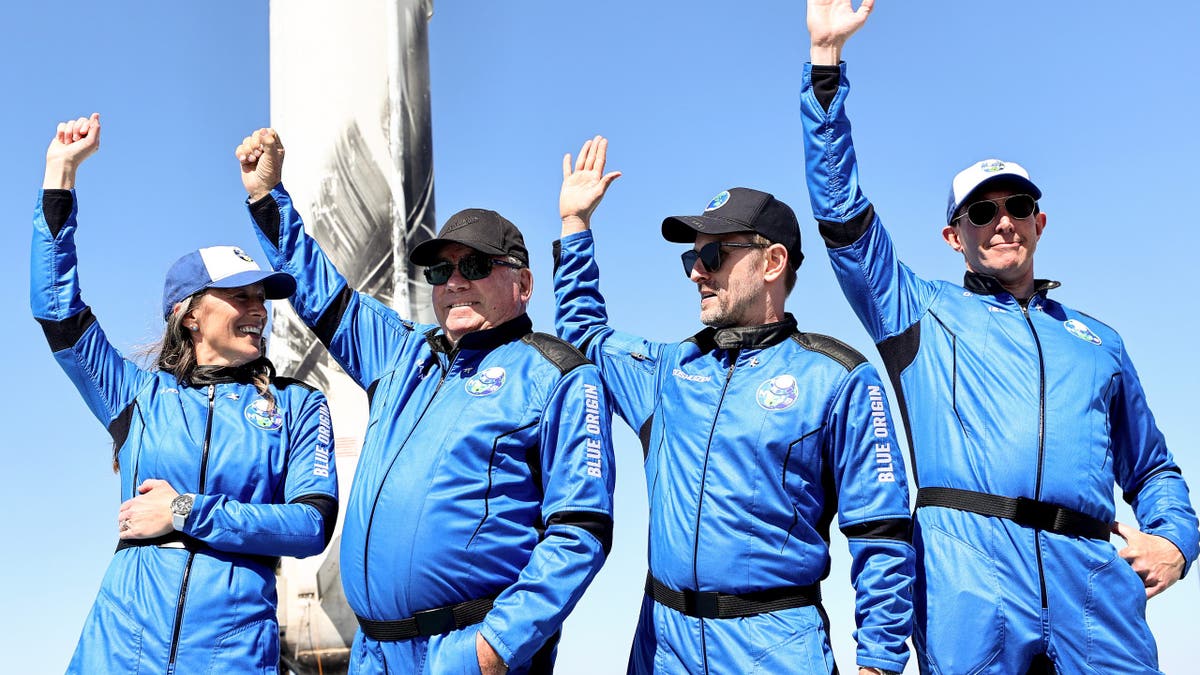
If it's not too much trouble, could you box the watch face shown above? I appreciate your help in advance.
[171,494,194,515]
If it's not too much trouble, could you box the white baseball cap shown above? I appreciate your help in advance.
[946,159,1042,225]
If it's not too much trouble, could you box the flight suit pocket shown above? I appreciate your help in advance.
[70,590,144,673]
[1083,553,1158,672]
[916,523,1003,675]
[210,617,279,674]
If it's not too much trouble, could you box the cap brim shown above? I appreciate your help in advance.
[409,236,509,266]
[661,215,756,243]
[208,269,297,300]
[963,175,1043,205]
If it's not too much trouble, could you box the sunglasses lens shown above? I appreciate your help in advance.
[1006,195,1036,219]
[698,242,723,273]
[966,201,999,227]
[681,250,700,276]
[424,262,453,285]
[458,254,493,281]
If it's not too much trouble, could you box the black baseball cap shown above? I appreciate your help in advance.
[409,208,529,266]
[661,187,804,269]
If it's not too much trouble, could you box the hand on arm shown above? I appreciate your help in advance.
[44,113,101,190]
[117,479,180,540]
[1113,521,1186,598]
[560,135,621,236]
[235,128,285,202]
[807,0,875,65]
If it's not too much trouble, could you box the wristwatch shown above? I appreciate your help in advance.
[171,493,195,531]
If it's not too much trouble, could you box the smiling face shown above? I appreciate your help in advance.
[687,233,773,328]
[943,187,1047,298]
[431,243,532,345]
[185,282,268,366]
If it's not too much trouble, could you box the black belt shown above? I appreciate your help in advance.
[916,487,1111,540]
[357,595,497,642]
[115,533,279,569]
[645,573,821,620]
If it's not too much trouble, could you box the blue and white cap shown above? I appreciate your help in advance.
[946,159,1042,225]
[161,246,295,318]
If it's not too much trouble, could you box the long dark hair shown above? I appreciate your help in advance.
[118,291,275,471]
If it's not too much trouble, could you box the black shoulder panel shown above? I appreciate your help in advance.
[638,414,654,461]
[791,332,867,372]
[36,306,97,352]
[522,332,590,375]
[271,376,318,393]
[107,401,135,449]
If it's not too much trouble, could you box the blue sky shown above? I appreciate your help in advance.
[3,2,1198,672]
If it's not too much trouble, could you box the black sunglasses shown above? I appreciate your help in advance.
[423,253,524,285]
[680,241,768,276]
[955,194,1037,228]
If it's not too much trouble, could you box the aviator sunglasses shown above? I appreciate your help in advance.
[955,194,1037,228]
[423,252,523,285]
[680,241,768,276]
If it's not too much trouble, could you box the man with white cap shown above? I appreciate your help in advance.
[800,1,1198,672]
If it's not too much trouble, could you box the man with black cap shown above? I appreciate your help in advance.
[235,129,616,675]
[553,136,914,675]
[801,2,1198,673]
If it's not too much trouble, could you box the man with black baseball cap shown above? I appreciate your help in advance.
[553,136,914,675]
[236,128,615,675]
[802,2,1197,673]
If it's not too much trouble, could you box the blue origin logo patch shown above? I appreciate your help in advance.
[979,160,1006,173]
[244,397,283,430]
[1064,319,1101,345]
[232,247,255,263]
[757,375,799,411]
[465,366,506,396]
[705,191,730,212]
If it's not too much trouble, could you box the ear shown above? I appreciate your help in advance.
[763,243,788,284]
[942,224,964,252]
[517,267,534,303]
[1034,211,1047,238]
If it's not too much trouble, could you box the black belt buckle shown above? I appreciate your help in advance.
[689,590,721,619]
[1012,496,1057,530]
[412,606,456,636]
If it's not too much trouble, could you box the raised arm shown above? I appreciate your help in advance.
[236,129,422,388]
[32,113,151,446]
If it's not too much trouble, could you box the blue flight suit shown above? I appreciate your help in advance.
[801,63,1199,673]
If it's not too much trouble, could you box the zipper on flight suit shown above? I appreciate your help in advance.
[1019,301,1050,609]
[167,383,216,672]
[692,351,739,675]
[361,352,451,612]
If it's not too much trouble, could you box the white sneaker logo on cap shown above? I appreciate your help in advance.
[705,191,731,211]
[979,160,1006,173]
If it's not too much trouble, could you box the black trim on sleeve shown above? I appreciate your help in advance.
[552,239,563,273]
[42,189,75,238]
[313,286,354,347]
[817,204,875,249]
[1123,466,1183,505]
[791,332,867,372]
[545,510,614,556]
[291,493,340,549]
[811,64,842,112]
[36,306,97,352]
[249,193,282,243]
[841,517,912,542]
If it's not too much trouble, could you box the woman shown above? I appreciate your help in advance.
[31,113,339,673]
